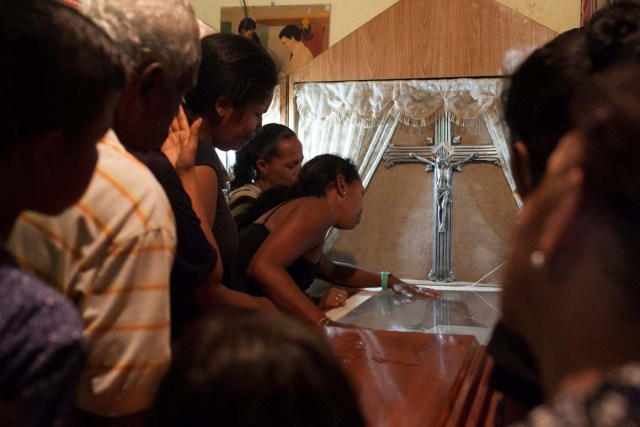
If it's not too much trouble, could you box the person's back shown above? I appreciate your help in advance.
[8,131,176,416]
[0,249,84,427]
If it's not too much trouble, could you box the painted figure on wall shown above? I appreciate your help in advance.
[279,24,314,74]
[238,17,260,44]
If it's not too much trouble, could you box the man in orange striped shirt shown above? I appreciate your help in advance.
[8,0,201,423]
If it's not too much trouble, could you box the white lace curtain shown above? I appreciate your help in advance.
[221,79,521,212]
[294,78,518,200]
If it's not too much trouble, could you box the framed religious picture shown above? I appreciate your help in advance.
[220,4,330,74]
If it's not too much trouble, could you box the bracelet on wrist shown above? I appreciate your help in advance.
[381,271,390,290]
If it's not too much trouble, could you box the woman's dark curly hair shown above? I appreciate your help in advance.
[242,154,360,225]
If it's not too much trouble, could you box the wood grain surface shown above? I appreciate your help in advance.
[290,0,557,83]
[325,326,497,426]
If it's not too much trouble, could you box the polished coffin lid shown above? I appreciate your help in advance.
[325,325,497,427]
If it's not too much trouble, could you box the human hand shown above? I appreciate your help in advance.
[161,105,202,176]
[318,287,349,310]
[391,282,441,299]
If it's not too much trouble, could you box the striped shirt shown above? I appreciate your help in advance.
[8,130,176,417]
[228,183,261,220]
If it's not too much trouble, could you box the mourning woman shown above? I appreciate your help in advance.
[184,33,279,288]
[238,154,440,326]
[229,123,303,229]
[489,1,640,420]
[502,64,640,425]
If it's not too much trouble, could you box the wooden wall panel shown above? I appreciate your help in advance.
[291,0,558,83]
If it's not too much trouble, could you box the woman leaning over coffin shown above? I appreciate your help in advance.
[237,154,440,326]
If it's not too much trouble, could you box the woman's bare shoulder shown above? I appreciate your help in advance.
[276,197,335,228]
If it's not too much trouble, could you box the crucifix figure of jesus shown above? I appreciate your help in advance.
[382,114,502,281]
[410,152,478,233]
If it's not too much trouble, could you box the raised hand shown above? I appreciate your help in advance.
[161,105,202,176]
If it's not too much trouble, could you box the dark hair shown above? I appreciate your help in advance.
[587,0,640,71]
[297,154,360,196]
[570,65,640,282]
[238,17,256,33]
[231,124,297,190]
[244,154,360,224]
[0,0,125,160]
[150,309,366,427]
[183,33,278,117]
[504,0,640,191]
[279,24,302,41]
[503,29,590,189]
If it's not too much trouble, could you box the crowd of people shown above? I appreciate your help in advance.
[3,0,640,426]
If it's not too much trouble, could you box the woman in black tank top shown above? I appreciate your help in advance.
[238,154,440,326]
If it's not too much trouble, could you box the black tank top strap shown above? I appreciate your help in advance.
[261,199,293,224]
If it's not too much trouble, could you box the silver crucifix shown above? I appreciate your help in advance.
[410,152,478,234]
[382,115,502,282]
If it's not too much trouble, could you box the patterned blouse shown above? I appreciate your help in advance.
[0,249,84,427]
[517,363,640,426]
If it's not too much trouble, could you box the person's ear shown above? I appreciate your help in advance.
[256,159,268,176]
[137,62,163,98]
[512,141,534,199]
[336,173,347,197]
[214,97,233,118]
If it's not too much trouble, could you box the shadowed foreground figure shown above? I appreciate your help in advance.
[8,0,201,422]
[489,2,640,422]
[0,1,124,426]
[504,64,640,426]
[150,310,366,427]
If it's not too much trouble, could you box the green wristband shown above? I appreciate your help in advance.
[381,271,390,290]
